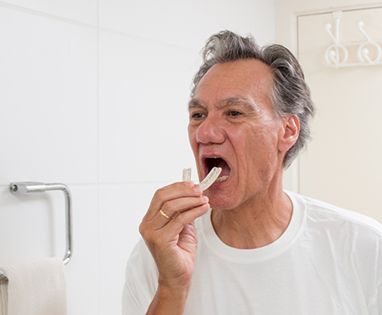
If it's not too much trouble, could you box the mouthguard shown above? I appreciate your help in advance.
[182,167,222,191]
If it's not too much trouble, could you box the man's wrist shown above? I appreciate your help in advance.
[146,284,190,315]
[157,283,190,301]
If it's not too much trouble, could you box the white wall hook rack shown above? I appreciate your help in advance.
[325,11,382,68]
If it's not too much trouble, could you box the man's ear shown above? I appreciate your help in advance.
[278,114,300,152]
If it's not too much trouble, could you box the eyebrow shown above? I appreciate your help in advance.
[188,97,258,112]
[188,98,204,109]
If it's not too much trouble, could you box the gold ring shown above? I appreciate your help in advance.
[159,209,171,220]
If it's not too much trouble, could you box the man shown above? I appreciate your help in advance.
[123,31,382,314]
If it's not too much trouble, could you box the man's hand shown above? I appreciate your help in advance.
[139,181,210,314]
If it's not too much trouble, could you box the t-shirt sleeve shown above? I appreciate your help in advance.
[368,268,382,314]
[365,232,382,315]
[373,242,382,314]
[122,239,159,315]
[377,280,382,314]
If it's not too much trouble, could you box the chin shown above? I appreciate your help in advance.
[206,192,239,211]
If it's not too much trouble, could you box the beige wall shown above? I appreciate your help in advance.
[276,0,382,50]
[277,0,382,222]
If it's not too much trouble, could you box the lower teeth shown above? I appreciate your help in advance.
[216,175,228,183]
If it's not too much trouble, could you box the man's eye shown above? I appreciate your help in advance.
[190,112,205,120]
[227,110,243,117]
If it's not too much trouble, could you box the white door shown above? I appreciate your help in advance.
[297,7,382,222]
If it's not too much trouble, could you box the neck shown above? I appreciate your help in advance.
[211,179,292,249]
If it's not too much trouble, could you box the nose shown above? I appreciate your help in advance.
[195,115,225,144]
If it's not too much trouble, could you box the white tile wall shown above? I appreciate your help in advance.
[65,186,99,315]
[0,0,97,25]
[0,1,276,314]
[0,185,54,264]
[0,6,98,185]
[99,30,197,183]
[0,184,99,314]
[99,182,163,315]
[99,0,276,49]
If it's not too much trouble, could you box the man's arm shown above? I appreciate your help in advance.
[146,285,189,315]
[138,182,209,315]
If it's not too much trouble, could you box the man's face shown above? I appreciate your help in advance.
[188,59,288,211]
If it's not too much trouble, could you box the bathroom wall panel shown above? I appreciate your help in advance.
[0,1,277,314]
[0,6,98,185]
[0,0,97,25]
[99,0,275,50]
[98,182,163,315]
[99,30,197,183]
[64,186,99,315]
[0,185,55,264]
[0,184,99,314]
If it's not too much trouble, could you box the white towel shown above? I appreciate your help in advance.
[0,258,67,315]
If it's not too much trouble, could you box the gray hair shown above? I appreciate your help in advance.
[191,30,315,168]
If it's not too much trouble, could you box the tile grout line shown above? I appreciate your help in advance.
[0,0,96,29]
[0,0,193,52]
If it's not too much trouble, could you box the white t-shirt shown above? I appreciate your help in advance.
[122,191,382,314]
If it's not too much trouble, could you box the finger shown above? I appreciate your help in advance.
[160,203,210,240]
[151,196,209,230]
[146,182,202,218]
[153,208,173,229]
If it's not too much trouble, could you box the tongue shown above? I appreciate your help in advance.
[215,159,230,177]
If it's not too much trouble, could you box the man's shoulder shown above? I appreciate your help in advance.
[294,192,382,240]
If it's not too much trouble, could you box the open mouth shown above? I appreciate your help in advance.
[202,156,231,183]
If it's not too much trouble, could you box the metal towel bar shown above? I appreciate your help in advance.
[0,182,73,281]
